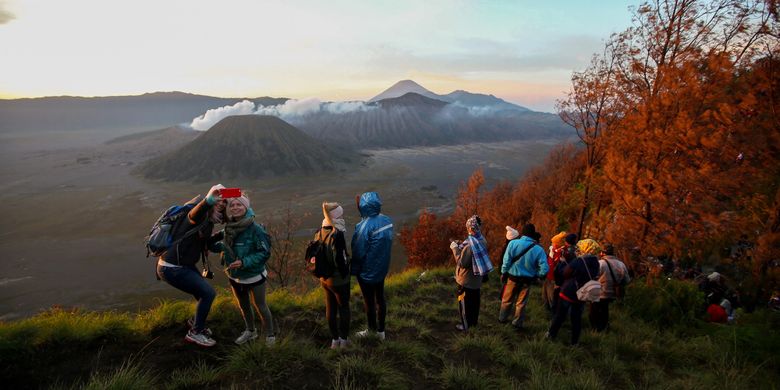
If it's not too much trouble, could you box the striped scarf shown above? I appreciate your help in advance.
[467,232,493,276]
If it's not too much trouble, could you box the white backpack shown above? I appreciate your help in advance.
[576,258,601,302]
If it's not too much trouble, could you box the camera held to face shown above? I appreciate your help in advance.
[201,268,214,279]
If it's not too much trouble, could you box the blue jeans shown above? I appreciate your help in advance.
[547,298,585,345]
[157,264,216,332]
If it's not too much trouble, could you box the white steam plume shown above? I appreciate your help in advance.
[255,98,376,119]
[188,98,377,130]
[255,98,322,118]
[190,100,256,131]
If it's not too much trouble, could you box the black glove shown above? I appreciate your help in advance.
[501,273,509,284]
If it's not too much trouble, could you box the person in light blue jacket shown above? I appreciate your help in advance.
[351,192,393,340]
[498,223,548,329]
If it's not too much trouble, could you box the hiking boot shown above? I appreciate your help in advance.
[330,339,340,350]
[376,331,386,340]
[234,329,258,345]
[266,336,276,346]
[185,329,216,347]
[455,324,468,332]
[186,318,212,337]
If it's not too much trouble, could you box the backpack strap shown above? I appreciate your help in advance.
[508,241,538,267]
[604,258,617,282]
[583,257,595,280]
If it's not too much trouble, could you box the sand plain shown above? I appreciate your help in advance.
[0,128,562,320]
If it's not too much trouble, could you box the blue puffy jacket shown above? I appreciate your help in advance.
[501,236,548,278]
[350,192,393,284]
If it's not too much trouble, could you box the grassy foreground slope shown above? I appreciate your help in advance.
[1,267,778,389]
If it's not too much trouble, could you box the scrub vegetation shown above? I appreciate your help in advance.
[2,267,778,389]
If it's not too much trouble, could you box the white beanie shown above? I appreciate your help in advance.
[230,194,251,210]
[506,226,519,240]
[328,205,344,219]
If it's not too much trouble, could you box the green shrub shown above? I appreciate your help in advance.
[622,277,704,327]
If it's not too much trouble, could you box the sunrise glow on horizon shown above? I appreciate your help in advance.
[0,0,635,111]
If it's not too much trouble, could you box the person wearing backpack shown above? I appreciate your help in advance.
[499,223,548,330]
[450,215,493,331]
[589,244,631,332]
[351,192,393,340]
[213,194,275,346]
[546,238,602,345]
[315,201,352,349]
[156,184,226,348]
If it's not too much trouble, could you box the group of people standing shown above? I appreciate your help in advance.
[450,218,631,345]
[155,185,393,348]
[155,183,630,349]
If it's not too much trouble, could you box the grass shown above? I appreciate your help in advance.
[0,266,778,389]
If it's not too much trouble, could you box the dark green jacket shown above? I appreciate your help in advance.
[214,209,272,281]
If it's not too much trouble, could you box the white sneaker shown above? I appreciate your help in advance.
[186,318,212,337]
[355,329,371,338]
[377,331,386,340]
[266,335,276,346]
[330,339,340,349]
[234,329,258,345]
[185,329,216,347]
[339,338,351,348]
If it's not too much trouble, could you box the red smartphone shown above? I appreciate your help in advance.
[219,188,242,198]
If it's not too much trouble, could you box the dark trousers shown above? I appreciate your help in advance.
[589,298,613,332]
[459,286,481,327]
[548,298,585,345]
[358,278,386,332]
[157,264,216,332]
[322,280,351,339]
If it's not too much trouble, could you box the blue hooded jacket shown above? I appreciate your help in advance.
[350,192,393,284]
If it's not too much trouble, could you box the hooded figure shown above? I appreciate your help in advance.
[351,192,393,283]
[351,192,393,340]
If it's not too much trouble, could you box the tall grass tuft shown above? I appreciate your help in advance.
[222,337,324,387]
[438,364,492,390]
[165,360,222,390]
[332,355,408,390]
[81,359,155,390]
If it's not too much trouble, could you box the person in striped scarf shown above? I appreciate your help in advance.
[450,215,493,331]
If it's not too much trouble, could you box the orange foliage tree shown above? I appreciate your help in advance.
[597,0,777,260]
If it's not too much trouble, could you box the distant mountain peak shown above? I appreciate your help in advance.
[376,92,449,109]
[369,80,440,102]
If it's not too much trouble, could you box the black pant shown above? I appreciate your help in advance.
[460,286,481,327]
[358,278,386,332]
[589,298,613,332]
[322,280,351,339]
[548,298,585,345]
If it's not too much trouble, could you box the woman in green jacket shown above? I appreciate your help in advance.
[215,194,275,345]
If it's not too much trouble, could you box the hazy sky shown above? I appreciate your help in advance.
[0,0,636,112]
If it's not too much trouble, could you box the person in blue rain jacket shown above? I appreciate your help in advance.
[351,192,393,340]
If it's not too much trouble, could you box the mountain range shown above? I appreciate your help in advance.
[369,79,530,113]
[0,92,287,133]
[3,80,573,178]
[295,90,567,148]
